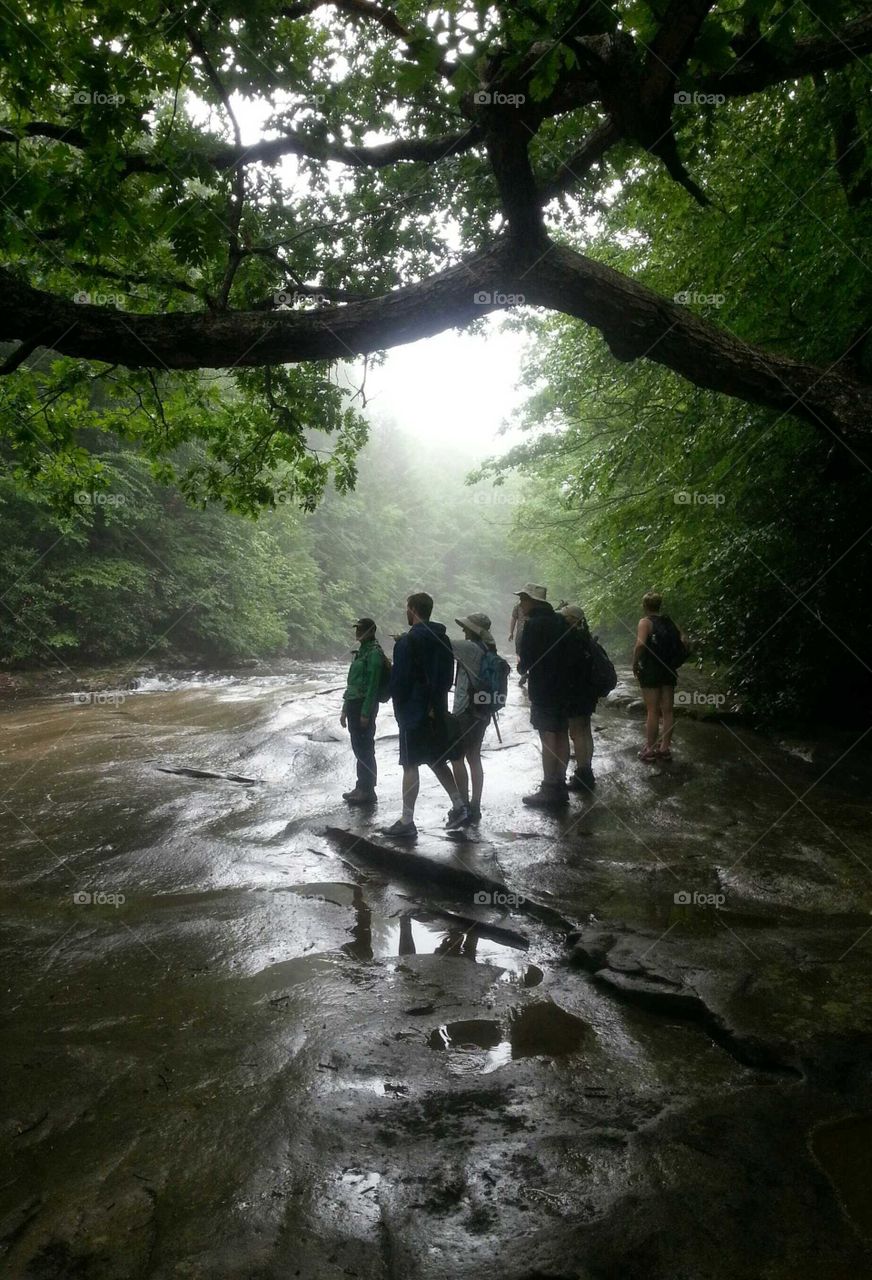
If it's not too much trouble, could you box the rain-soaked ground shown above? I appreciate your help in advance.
[2,662,872,1278]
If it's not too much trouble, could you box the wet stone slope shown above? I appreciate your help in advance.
[2,664,871,1278]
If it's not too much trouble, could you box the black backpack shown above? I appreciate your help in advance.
[377,647,392,703]
[649,615,688,672]
[589,635,618,698]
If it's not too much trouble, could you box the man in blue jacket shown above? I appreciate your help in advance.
[385,591,468,837]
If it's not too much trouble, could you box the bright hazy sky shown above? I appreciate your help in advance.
[363,319,530,460]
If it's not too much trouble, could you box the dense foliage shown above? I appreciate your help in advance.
[480,60,872,723]
[0,419,532,669]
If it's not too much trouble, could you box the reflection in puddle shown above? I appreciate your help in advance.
[428,1002,592,1073]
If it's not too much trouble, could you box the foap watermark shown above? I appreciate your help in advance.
[675,690,726,708]
[473,290,525,306]
[473,90,526,107]
[673,290,725,307]
[75,491,127,507]
[473,890,526,907]
[472,488,518,508]
[674,490,725,507]
[68,89,127,106]
[71,691,126,707]
[73,890,126,907]
[674,90,725,107]
[273,289,333,308]
[674,889,725,908]
[73,290,126,308]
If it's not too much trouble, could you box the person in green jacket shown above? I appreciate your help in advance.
[340,617,383,804]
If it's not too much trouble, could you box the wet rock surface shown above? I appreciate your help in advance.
[2,665,871,1277]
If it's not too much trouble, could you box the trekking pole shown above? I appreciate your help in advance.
[492,711,503,744]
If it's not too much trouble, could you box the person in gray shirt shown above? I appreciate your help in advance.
[450,612,495,824]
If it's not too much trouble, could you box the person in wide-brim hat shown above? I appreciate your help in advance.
[455,612,496,648]
[514,583,547,602]
[449,610,498,823]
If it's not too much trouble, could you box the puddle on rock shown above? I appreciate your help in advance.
[812,1115,872,1242]
[279,881,543,983]
[428,1001,592,1074]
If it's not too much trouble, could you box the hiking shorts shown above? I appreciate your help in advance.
[399,713,465,768]
[530,703,569,734]
[454,707,489,753]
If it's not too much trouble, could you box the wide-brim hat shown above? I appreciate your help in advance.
[455,612,495,646]
[514,583,547,602]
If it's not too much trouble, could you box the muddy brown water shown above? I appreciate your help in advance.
[2,662,872,1279]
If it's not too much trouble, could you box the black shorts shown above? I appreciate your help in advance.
[399,713,465,767]
[454,707,489,753]
[530,704,568,733]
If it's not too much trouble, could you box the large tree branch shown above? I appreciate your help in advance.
[2,242,871,443]
[695,14,872,98]
[0,120,481,175]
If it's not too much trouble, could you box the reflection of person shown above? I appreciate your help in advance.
[385,592,467,838]
[633,591,688,762]
[450,612,497,825]
[516,584,571,808]
[560,604,597,791]
[341,885,373,961]
[340,617,384,805]
[508,601,528,688]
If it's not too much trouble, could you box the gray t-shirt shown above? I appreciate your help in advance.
[451,637,485,714]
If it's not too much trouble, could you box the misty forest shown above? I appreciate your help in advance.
[2,2,872,1278]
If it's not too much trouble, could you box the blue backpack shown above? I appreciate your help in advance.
[472,646,511,715]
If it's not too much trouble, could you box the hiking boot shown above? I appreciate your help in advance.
[568,766,595,791]
[383,818,418,838]
[446,803,471,831]
[522,781,569,808]
[344,787,377,806]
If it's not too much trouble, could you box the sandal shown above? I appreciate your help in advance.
[638,746,658,763]
[655,746,673,761]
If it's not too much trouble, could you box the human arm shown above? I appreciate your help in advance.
[632,618,652,678]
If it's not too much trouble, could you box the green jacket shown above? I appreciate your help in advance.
[343,638,383,718]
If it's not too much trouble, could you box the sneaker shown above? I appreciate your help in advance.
[344,788,377,806]
[446,803,471,831]
[522,781,569,809]
[383,818,417,838]
[568,765,595,791]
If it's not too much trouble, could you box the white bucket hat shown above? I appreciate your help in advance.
[514,583,547,602]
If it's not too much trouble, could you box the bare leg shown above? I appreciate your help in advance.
[467,744,484,807]
[451,756,470,803]
[660,685,675,749]
[431,760,460,798]
[540,730,570,783]
[401,765,420,819]
[569,716,593,769]
[642,687,661,749]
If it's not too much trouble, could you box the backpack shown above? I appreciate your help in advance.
[589,635,618,698]
[377,647,392,703]
[649,615,689,672]
[471,645,511,715]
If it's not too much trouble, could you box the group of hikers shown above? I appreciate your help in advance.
[339,586,688,837]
